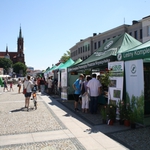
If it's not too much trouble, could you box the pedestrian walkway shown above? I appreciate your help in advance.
[0,86,128,150]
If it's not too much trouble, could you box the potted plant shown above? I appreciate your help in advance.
[101,106,107,124]
[123,93,132,127]
[117,100,126,125]
[107,103,116,125]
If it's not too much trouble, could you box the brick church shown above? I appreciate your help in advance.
[0,27,25,64]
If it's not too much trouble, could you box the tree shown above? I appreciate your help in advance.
[60,50,70,63]
[13,62,27,76]
[0,58,13,74]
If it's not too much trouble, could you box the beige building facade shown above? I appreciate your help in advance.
[70,15,150,61]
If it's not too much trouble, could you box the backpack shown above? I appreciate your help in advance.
[81,82,85,95]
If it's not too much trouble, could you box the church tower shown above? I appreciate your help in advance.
[17,27,25,64]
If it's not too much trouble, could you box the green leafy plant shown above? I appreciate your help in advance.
[101,106,107,120]
[117,100,126,120]
[107,103,116,120]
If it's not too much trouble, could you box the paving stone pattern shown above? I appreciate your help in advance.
[0,93,66,135]
[0,138,86,150]
[110,127,150,150]
[57,100,103,126]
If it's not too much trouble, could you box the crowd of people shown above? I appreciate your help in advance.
[73,73,102,114]
[1,73,103,114]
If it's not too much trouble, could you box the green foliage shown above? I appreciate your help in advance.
[101,106,107,120]
[60,50,70,63]
[101,71,111,87]
[107,103,116,120]
[13,62,27,76]
[117,100,126,120]
[0,58,13,73]
[129,93,144,123]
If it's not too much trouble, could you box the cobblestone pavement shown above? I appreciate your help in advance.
[0,88,86,150]
[52,96,150,150]
[0,138,85,150]
[109,126,150,150]
[57,99,103,125]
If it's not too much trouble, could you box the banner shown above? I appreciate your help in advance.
[125,59,144,123]
[125,59,144,98]
[108,61,124,103]
[61,68,68,100]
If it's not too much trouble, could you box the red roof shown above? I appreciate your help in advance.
[0,51,17,60]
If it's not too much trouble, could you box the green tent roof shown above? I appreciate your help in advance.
[59,58,74,70]
[118,40,150,61]
[53,63,64,70]
[70,33,141,71]
[73,58,82,65]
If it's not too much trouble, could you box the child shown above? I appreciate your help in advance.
[31,84,38,110]
[10,81,14,92]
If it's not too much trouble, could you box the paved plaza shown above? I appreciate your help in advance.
[0,86,130,150]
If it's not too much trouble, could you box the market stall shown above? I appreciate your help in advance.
[118,40,150,124]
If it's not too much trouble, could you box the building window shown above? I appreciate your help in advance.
[85,45,87,51]
[83,46,84,52]
[140,29,142,39]
[147,26,150,36]
[98,41,101,48]
[94,42,97,49]
[134,31,138,39]
[88,44,90,51]
[129,32,132,36]
[78,48,80,54]
[113,36,116,38]
[103,39,105,43]
[107,38,110,40]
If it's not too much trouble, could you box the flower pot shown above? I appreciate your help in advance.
[102,119,107,124]
[124,120,130,127]
[119,119,124,125]
[131,123,136,129]
[108,119,113,125]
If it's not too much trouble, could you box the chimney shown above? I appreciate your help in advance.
[132,20,139,25]
[93,33,97,36]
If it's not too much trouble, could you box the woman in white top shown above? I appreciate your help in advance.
[23,76,33,111]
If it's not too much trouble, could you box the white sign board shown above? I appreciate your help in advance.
[125,59,144,99]
[61,68,68,100]
[108,61,124,103]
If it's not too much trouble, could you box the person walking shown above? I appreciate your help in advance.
[39,77,45,94]
[3,78,8,92]
[47,76,53,95]
[73,74,84,111]
[18,78,22,93]
[81,76,91,113]
[23,76,33,111]
[87,74,102,114]
[9,81,14,92]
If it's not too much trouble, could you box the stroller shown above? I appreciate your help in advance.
[32,85,37,110]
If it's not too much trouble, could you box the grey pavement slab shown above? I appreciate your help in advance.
[0,87,129,150]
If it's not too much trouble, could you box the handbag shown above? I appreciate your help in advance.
[23,82,29,94]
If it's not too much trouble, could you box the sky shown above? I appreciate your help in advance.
[0,0,149,70]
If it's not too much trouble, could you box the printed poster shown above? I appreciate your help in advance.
[108,61,124,103]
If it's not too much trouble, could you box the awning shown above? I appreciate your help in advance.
[69,33,141,71]
[117,40,150,61]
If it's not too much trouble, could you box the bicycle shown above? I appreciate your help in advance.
[32,91,37,110]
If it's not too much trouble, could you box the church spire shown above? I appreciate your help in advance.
[19,26,22,38]
[6,45,8,53]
